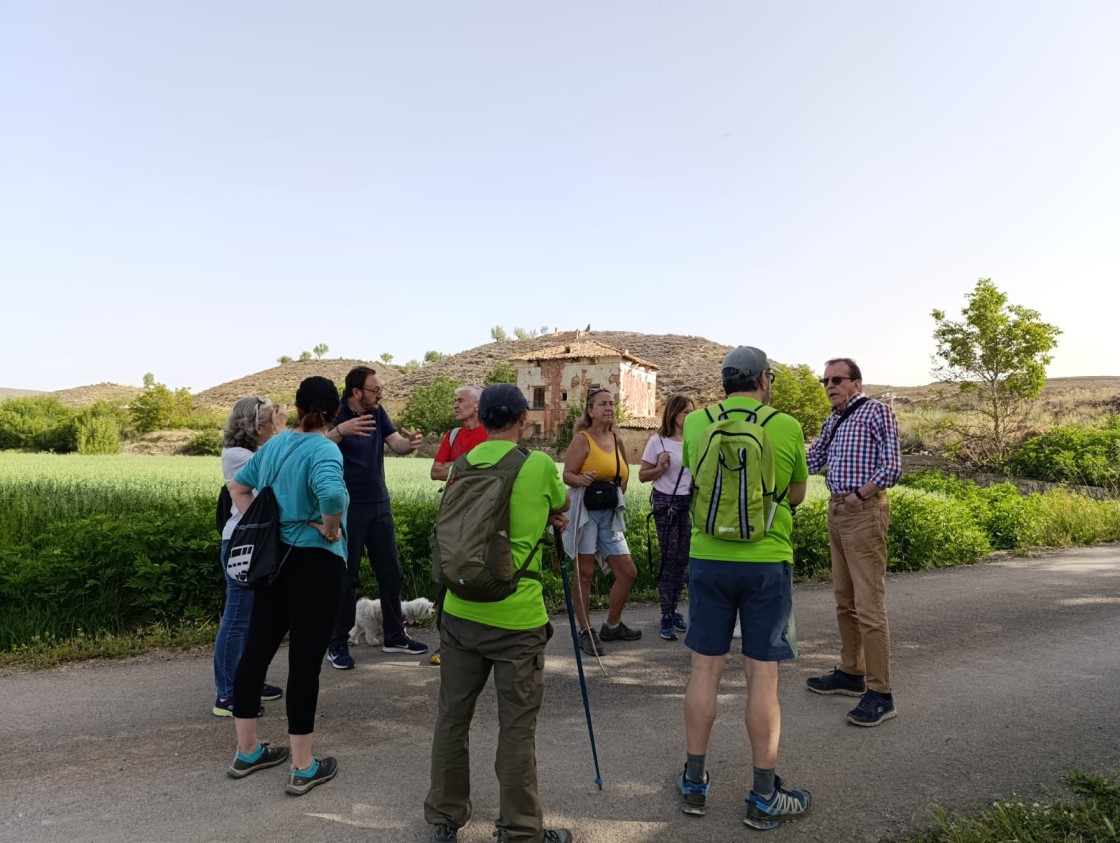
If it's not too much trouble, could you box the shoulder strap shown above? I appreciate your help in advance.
[836,397,869,431]
[448,427,461,450]
[611,433,621,483]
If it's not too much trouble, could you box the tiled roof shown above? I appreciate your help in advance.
[619,416,659,429]
[513,340,658,370]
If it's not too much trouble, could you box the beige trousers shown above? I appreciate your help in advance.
[827,493,892,693]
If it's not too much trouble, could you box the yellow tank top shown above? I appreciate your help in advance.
[579,430,629,484]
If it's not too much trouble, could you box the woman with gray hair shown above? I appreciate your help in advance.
[212,396,288,717]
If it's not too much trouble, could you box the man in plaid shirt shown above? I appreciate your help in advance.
[805,358,902,727]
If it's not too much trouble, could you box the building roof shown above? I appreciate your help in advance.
[512,340,658,370]
[618,416,660,430]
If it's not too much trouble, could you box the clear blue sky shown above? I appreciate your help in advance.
[2,1,1117,392]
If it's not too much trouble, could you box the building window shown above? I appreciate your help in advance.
[561,390,568,403]
[533,387,545,409]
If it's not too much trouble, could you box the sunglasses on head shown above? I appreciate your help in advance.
[819,376,855,387]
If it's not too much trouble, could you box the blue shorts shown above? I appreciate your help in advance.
[576,507,630,562]
[684,558,796,661]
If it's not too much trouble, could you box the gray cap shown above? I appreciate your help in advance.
[721,346,769,380]
[478,383,529,419]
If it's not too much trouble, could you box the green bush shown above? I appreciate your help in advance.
[1022,489,1120,547]
[0,396,78,452]
[886,489,991,570]
[791,500,831,579]
[1010,422,1120,488]
[398,376,461,436]
[76,413,123,455]
[183,429,223,456]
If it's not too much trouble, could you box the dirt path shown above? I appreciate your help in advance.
[2,547,1118,843]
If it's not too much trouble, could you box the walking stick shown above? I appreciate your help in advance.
[553,526,604,791]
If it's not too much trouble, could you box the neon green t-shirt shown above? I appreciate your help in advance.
[442,440,568,630]
[682,396,808,563]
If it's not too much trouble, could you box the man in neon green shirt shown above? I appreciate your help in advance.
[424,384,572,843]
[676,346,813,831]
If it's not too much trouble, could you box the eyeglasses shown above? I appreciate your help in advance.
[361,386,383,396]
[765,369,777,383]
[819,376,855,387]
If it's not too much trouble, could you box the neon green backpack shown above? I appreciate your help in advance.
[690,403,785,542]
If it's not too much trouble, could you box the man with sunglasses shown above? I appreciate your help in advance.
[805,358,902,727]
[325,366,428,669]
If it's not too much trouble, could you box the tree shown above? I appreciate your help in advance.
[931,278,1061,468]
[379,352,394,364]
[483,362,517,386]
[555,399,584,452]
[423,350,445,364]
[402,359,421,373]
[313,343,329,360]
[512,327,537,341]
[130,377,176,433]
[769,363,832,440]
[539,325,551,336]
[298,350,312,362]
[398,375,462,435]
[277,355,293,365]
[490,325,508,342]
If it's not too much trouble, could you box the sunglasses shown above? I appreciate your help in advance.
[819,376,855,387]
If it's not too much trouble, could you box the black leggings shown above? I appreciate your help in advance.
[232,546,344,734]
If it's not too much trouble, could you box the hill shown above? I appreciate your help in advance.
[47,382,143,408]
[0,387,45,401]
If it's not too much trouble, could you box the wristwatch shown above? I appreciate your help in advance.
[853,489,865,501]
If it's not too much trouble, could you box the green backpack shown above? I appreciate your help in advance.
[430,446,544,602]
[690,403,786,542]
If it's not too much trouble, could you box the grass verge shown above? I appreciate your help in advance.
[0,620,218,670]
[897,771,1119,842]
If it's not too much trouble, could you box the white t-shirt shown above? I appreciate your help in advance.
[220,446,254,540]
[640,434,691,495]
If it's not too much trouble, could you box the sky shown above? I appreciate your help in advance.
[2,1,1118,392]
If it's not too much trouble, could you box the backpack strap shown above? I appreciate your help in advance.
[448,426,461,452]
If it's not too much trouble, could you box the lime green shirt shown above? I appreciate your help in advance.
[443,441,568,630]
[682,397,808,562]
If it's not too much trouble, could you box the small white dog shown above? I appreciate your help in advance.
[349,596,436,646]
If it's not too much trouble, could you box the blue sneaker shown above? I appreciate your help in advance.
[677,767,709,816]
[660,614,678,641]
[744,775,812,830]
[326,644,355,670]
[847,690,897,727]
[382,634,428,655]
[260,682,283,701]
[672,612,688,633]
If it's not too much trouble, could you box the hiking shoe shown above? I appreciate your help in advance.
[744,775,812,830]
[660,614,678,641]
[599,621,641,641]
[227,742,290,778]
[285,756,338,795]
[260,682,283,701]
[672,612,688,633]
[212,697,263,718]
[806,667,865,697]
[847,690,897,727]
[492,831,571,843]
[677,767,709,816]
[327,643,355,670]
[430,823,463,842]
[382,634,429,655]
[579,628,605,657]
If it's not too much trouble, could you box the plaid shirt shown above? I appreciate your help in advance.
[806,394,902,495]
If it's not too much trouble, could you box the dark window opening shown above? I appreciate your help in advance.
[533,387,545,410]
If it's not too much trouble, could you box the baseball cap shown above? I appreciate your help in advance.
[721,346,770,380]
[478,383,529,419]
[295,376,340,416]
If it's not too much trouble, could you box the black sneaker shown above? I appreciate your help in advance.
[212,697,263,718]
[677,767,709,816]
[806,668,865,697]
[599,621,641,642]
[847,690,897,727]
[579,628,605,656]
[285,756,338,795]
[382,634,429,655]
[744,775,812,830]
[430,823,461,842]
[327,643,355,669]
[226,742,290,778]
[260,682,283,701]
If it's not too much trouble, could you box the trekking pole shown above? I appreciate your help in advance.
[554,525,604,791]
[567,496,606,676]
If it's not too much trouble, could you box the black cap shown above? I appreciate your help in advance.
[295,376,340,416]
[478,383,529,419]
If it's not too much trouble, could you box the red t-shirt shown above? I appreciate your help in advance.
[434,424,488,464]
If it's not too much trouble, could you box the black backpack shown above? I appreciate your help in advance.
[216,485,234,534]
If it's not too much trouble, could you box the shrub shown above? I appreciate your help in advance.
[76,413,122,455]
[791,500,831,579]
[770,363,832,439]
[0,396,78,452]
[398,376,461,435]
[1023,489,1120,547]
[886,489,991,570]
[484,362,517,386]
[1010,423,1120,488]
[183,429,223,456]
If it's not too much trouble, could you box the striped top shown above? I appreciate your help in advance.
[806,395,902,495]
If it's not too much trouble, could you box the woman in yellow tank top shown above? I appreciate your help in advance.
[562,387,640,657]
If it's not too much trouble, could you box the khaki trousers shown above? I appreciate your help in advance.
[424,612,548,842]
[827,493,892,693]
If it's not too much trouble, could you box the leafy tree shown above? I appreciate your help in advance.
[398,375,462,435]
[313,343,329,360]
[555,399,584,452]
[769,363,832,439]
[539,325,551,336]
[931,278,1062,468]
[512,327,538,341]
[423,350,445,364]
[380,352,394,364]
[130,379,177,434]
[75,401,125,455]
[298,350,312,362]
[277,355,293,365]
[402,359,421,373]
[490,325,508,342]
[0,396,77,452]
[483,362,517,386]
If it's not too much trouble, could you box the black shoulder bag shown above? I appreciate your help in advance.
[584,433,623,511]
